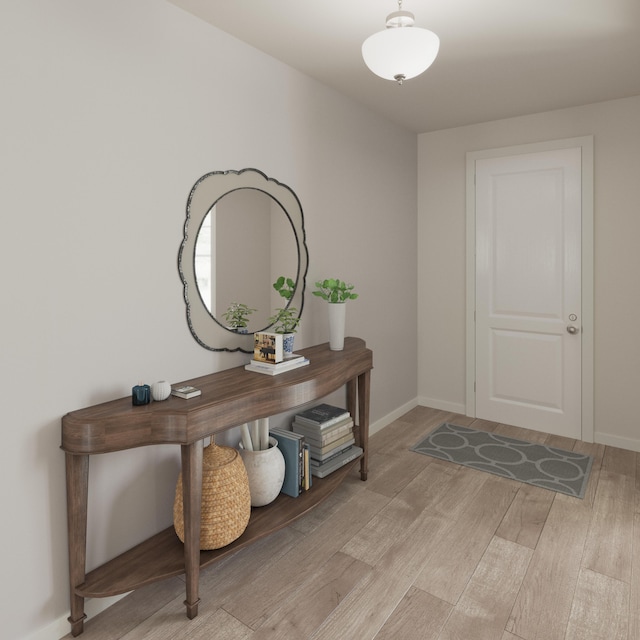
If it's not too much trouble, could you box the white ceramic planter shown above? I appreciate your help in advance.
[328,302,346,351]
[282,333,295,357]
[151,380,171,401]
[238,437,285,507]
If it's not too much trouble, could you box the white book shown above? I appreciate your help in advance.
[245,357,309,376]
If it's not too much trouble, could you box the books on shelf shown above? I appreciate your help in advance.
[311,445,363,479]
[170,385,201,399]
[269,428,312,497]
[294,403,350,428]
[253,331,284,364]
[245,354,310,376]
[302,436,356,458]
[309,439,355,464]
[292,418,354,446]
[292,404,355,464]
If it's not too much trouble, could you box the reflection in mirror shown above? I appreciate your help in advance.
[179,169,308,353]
[194,189,296,332]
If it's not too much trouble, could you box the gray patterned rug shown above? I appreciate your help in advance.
[411,423,593,498]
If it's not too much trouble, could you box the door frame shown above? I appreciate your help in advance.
[465,136,594,442]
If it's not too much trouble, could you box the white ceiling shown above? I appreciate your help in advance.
[168,0,640,133]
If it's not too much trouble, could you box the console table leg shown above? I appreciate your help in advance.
[181,441,203,619]
[65,452,89,636]
[358,370,370,481]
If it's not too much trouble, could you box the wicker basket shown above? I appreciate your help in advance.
[173,443,251,550]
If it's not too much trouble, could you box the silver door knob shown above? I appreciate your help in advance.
[567,325,579,335]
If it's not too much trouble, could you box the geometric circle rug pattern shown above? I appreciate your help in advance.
[411,423,593,499]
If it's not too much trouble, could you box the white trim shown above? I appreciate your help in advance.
[418,397,466,415]
[466,136,594,442]
[595,432,640,454]
[26,594,129,640]
[369,398,419,436]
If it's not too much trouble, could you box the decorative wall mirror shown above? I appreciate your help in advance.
[178,168,308,352]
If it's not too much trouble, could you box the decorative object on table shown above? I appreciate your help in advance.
[244,354,310,376]
[151,380,172,401]
[221,302,256,333]
[253,331,284,363]
[173,442,251,550]
[270,276,301,356]
[270,428,311,497]
[267,307,300,357]
[291,404,358,478]
[171,385,201,399]
[411,423,594,499]
[132,383,151,406]
[237,418,286,506]
[312,278,359,351]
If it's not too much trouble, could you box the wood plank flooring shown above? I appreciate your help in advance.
[63,407,639,640]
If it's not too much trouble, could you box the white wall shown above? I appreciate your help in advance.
[418,95,640,449]
[0,2,418,638]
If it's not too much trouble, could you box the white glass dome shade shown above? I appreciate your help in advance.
[362,26,440,83]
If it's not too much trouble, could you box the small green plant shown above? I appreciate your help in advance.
[270,276,300,333]
[222,302,257,331]
[312,278,358,303]
[267,306,301,334]
[273,276,296,300]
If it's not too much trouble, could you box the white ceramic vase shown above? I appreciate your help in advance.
[151,380,171,401]
[328,302,346,351]
[238,437,285,507]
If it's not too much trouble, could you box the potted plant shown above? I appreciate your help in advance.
[312,278,358,351]
[269,277,300,356]
[312,278,358,303]
[267,307,300,334]
[222,302,256,333]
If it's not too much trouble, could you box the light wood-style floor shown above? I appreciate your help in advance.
[64,406,640,640]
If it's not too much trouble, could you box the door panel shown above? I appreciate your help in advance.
[475,148,582,438]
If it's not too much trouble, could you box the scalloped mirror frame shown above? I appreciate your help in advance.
[178,168,309,353]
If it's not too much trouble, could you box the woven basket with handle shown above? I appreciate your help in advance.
[173,443,251,550]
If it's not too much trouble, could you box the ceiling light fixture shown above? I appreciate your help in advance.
[362,0,440,85]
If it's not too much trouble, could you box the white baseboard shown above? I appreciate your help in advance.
[594,431,640,454]
[369,398,420,436]
[417,396,466,415]
[29,594,129,640]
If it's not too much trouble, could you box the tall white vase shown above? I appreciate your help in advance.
[328,302,346,351]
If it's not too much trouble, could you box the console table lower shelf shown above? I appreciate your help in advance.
[76,460,358,599]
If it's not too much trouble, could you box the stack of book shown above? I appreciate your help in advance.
[269,428,312,497]
[291,404,363,478]
[244,332,310,376]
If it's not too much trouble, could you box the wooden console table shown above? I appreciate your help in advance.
[61,337,372,636]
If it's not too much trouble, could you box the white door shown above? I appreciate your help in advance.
[474,147,583,438]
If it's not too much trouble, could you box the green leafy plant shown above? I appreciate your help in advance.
[269,276,300,333]
[267,306,301,334]
[222,302,256,331]
[273,276,296,300]
[312,278,358,303]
